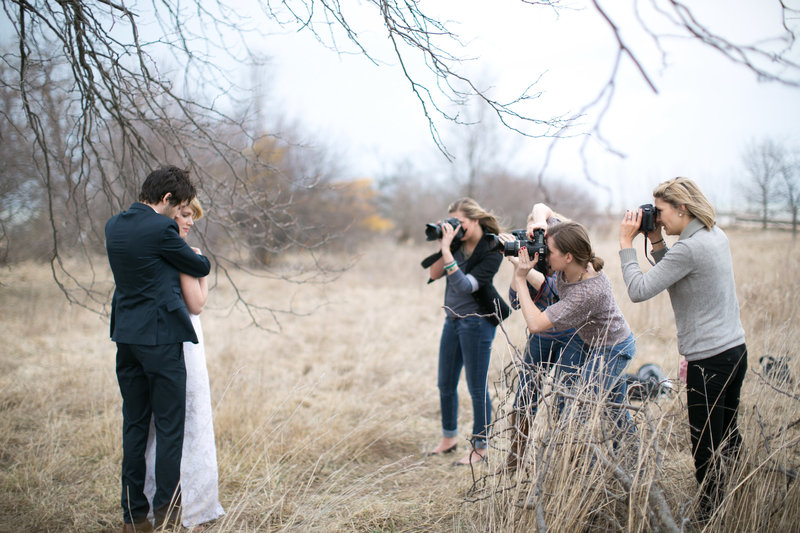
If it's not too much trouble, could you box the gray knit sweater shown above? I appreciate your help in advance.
[619,218,745,361]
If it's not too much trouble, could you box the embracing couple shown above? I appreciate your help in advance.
[106,167,224,532]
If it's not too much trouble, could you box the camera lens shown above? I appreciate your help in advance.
[424,223,441,241]
[503,240,520,257]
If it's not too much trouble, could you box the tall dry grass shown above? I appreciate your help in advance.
[0,229,798,532]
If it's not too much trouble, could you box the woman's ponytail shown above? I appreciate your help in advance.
[589,252,604,272]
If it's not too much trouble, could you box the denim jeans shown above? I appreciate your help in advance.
[514,332,586,415]
[581,333,636,433]
[686,343,747,509]
[438,316,496,448]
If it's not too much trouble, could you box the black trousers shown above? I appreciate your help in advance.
[116,342,186,523]
[686,343,747,508]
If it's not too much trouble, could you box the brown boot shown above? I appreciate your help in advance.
[122,520,154,533]
[505,411,530,472]
[153,500,181,531]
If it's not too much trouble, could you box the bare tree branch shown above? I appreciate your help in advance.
[2,0,800,325]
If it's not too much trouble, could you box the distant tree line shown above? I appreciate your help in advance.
[2,0,798,328]
[741,138,800,239]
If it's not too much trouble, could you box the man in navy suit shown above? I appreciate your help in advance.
[106,166,211,532]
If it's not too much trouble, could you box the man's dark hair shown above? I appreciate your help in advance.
[139,166,196,206]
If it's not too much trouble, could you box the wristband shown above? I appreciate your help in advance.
[443,261,457,270]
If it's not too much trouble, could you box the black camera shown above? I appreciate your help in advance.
[425,217,465,241]
[489,228,548,274]
[639,204,659,233]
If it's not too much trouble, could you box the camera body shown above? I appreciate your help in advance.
[425,217,465,241]
[639,204,658,233]
[489,228,549,274]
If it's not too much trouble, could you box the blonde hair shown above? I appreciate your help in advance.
[547,221,604,272]
[527,210,569,223]
[448,197,502,235]
[653,177,715,229]
[189,197,204,221]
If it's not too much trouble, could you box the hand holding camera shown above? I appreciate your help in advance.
[620,209,641,249]
[496,233,520,265]
[488,228,548,274]
[639,204,665,245]
[439,220,462,250]
[620,204,662,249]
[419,217,466,270]
[425,217,464,242]
[515,246,537,281]
[638,204,658,233]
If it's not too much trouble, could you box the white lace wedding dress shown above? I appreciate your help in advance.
[144,314,225,527]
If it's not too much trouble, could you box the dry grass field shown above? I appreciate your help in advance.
[1,229,799,532]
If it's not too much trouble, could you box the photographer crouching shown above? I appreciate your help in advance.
[422,198,508,466]
[496,208,587,471]
[619,177,747,521]
[513,204,636,446]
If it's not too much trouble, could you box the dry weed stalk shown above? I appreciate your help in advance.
[462,308,800,532]
[474,355,680,532]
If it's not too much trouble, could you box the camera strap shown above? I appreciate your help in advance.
[534,276,555,304]
[644,239,656,267]
[420,240,462,270]
[421,251,442,269]
[533,281,546,303]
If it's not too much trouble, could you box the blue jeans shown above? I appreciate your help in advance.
[581,333,636,433]
[438,316,496,448]
[514,333,586,415]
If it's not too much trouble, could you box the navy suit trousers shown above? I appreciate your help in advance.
[116,342,186,523]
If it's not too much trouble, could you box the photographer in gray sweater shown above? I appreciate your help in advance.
[618,177,747,521]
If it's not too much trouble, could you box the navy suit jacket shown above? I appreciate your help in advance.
[106,202,211,345]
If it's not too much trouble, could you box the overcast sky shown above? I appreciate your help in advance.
[256,0,800,212]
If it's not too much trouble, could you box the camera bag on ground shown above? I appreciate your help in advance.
[759,355,793,385]
[624,363,674,402]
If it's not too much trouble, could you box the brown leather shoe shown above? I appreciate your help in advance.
[153,504,181,531]
[122,520,154,533]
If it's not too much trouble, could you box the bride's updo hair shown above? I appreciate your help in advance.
[547,221,604,272]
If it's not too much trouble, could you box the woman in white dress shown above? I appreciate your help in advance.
[144,198,224,528]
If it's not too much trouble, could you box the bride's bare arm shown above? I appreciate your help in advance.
[181,272,207,314]
[180,272,206,314]
[181,247,209,314]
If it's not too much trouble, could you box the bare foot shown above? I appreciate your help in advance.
[453,448,486,466]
